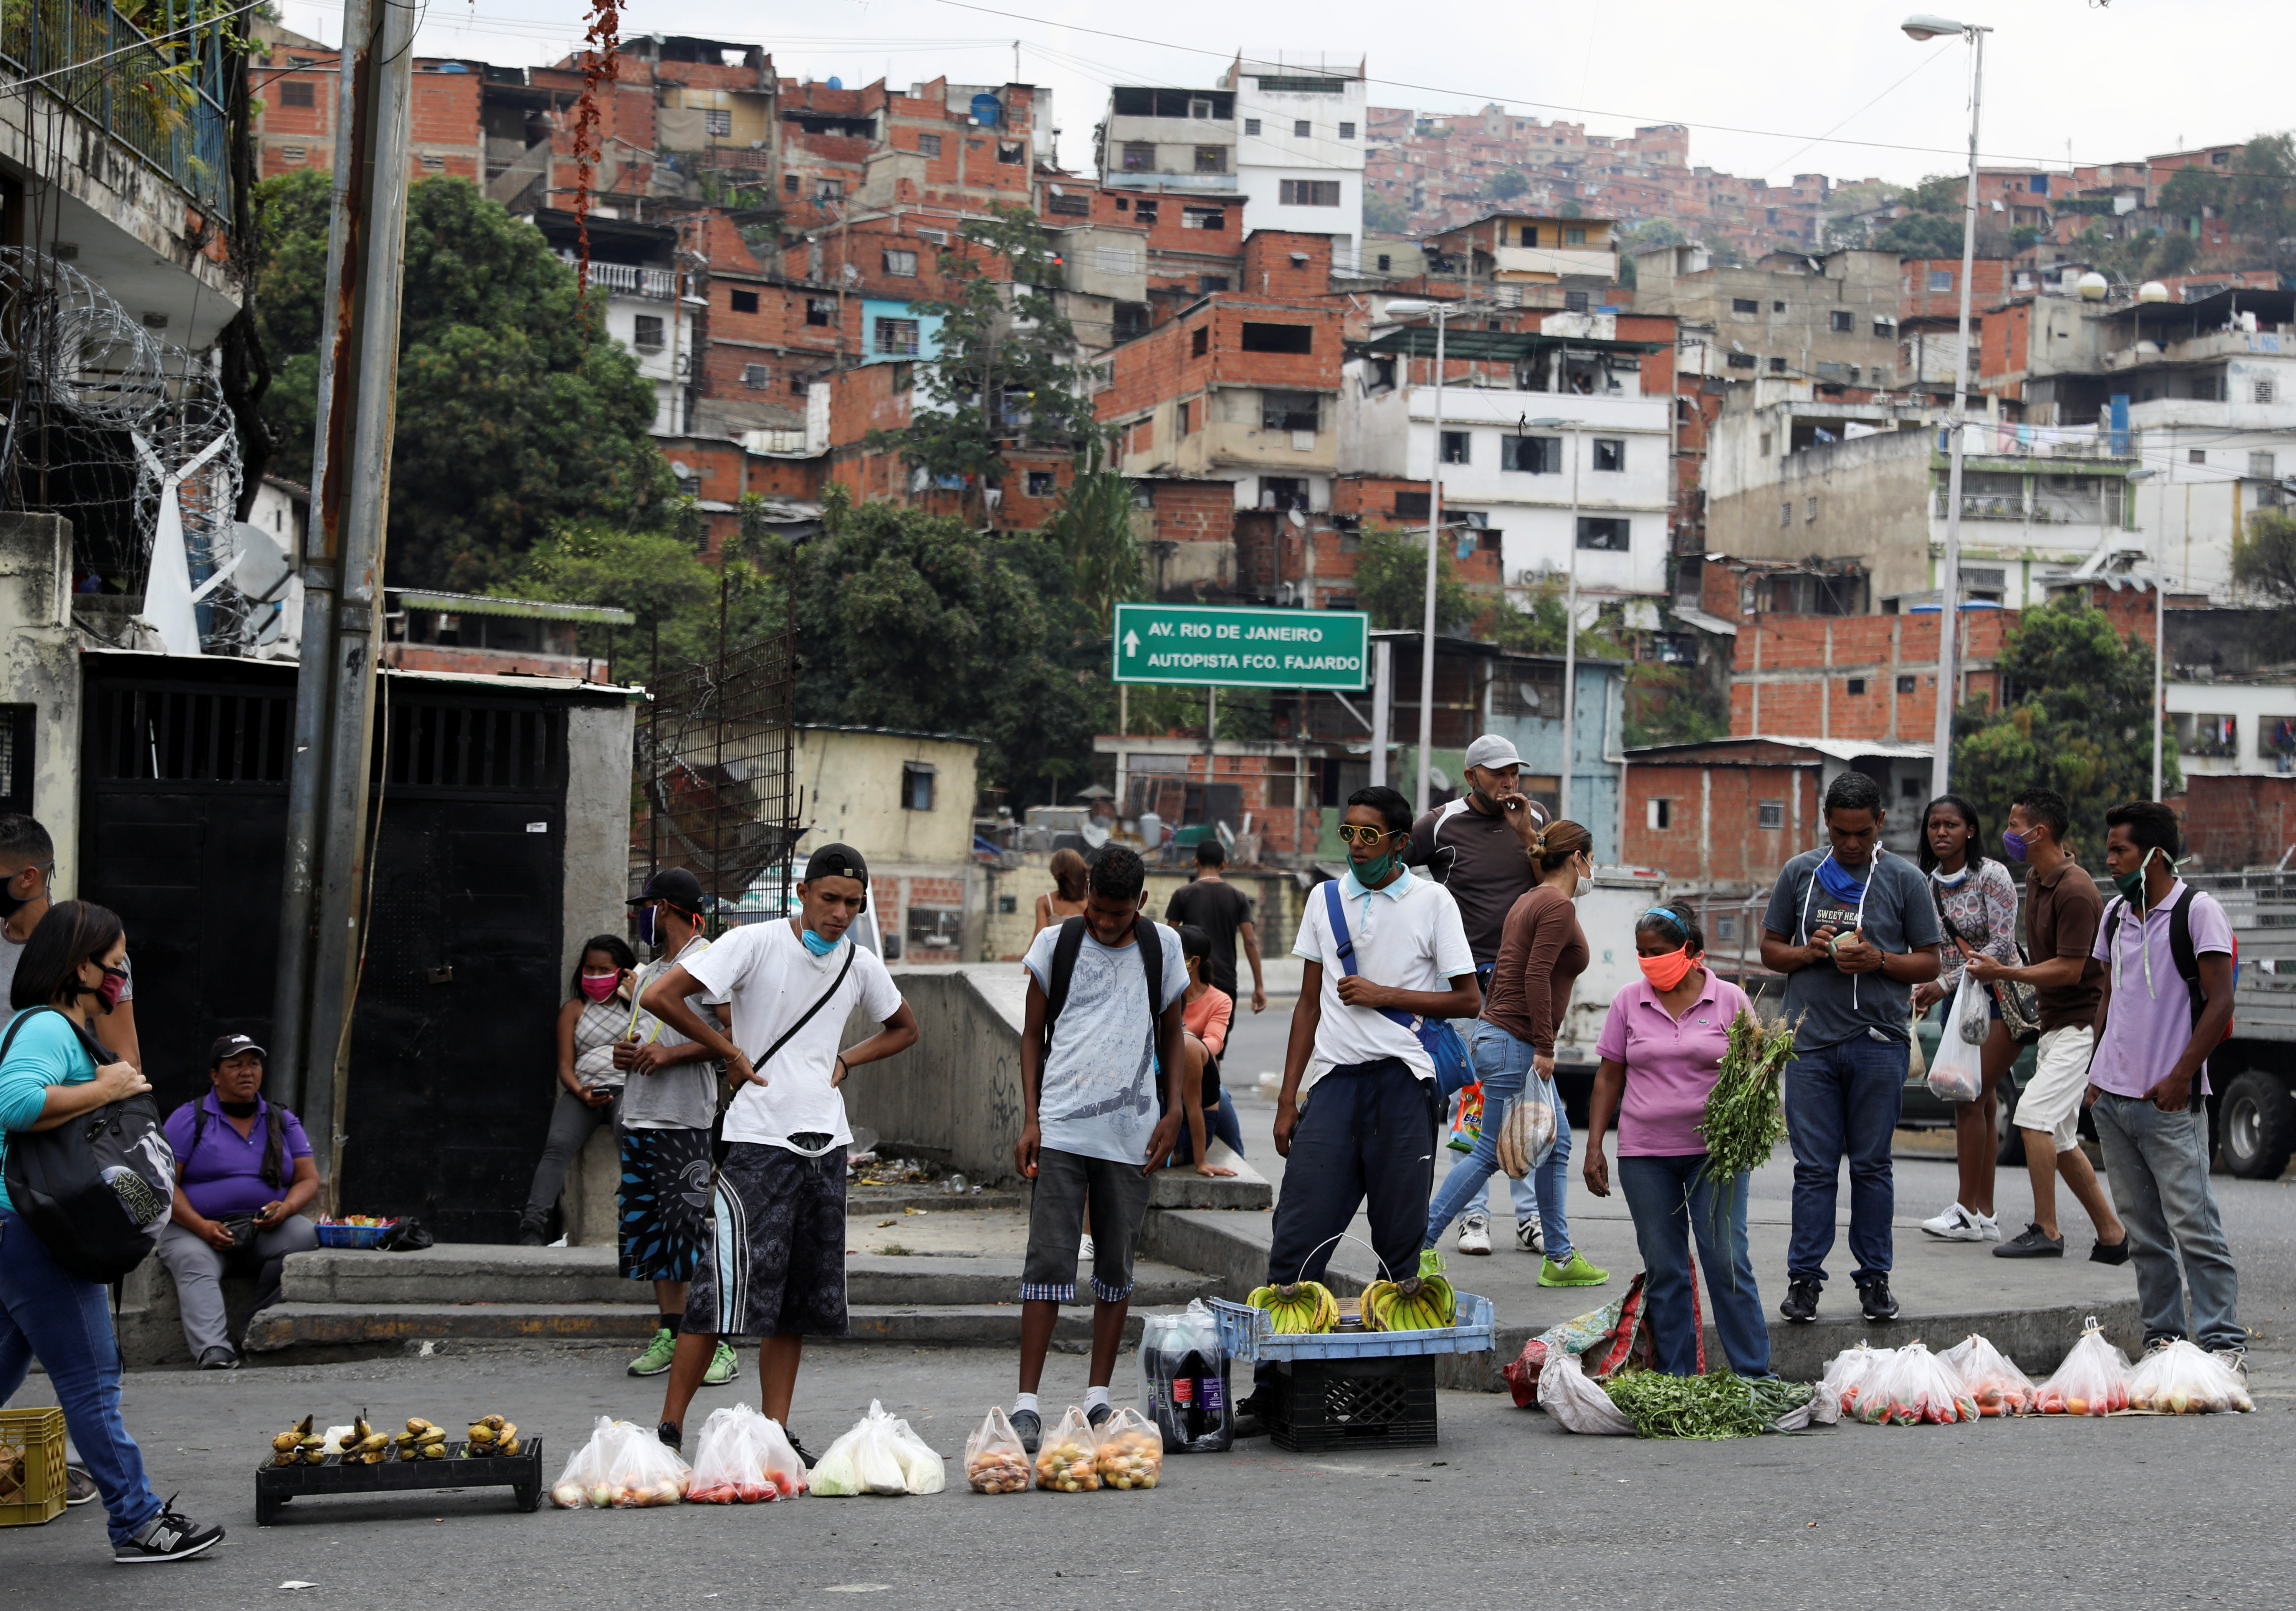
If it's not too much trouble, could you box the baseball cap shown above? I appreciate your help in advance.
[209,1033,265,1066]
[803,842,870,886]
[1464,734,1524,771]
[629,866,707,913]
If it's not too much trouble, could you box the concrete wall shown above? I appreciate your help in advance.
[555,697,637,1247]
[1707,428,1935,602]
[795,726,981,866]
[0,515,83,890]
[840,968,1028,1183]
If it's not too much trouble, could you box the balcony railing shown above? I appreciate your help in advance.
[554,253,677,299]
[1,0,234,214]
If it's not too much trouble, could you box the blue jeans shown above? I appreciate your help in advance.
[1783,1034,1907,1284]
[2092,1093,2242,1351]
[1168,1087,1247,1164]
[1618,1153,1770,1377]
[1422,1022,1573,1262]
[0,1209,162,1546]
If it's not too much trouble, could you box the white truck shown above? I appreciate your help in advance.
[2186,871,2296,1179]
[1550,865,1672,1123]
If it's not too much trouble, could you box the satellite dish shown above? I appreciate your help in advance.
[226,521,293,602]
[2077,271,2110,302]
[2137,280,2169,303]
[1050,184,1065,196]
[1287,506,1306,529]
[670,459,694,478]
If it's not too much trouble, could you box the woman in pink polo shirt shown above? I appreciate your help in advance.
[1582,900,1770,1376]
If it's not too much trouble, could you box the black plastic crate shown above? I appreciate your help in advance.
[254,1440,544,1526]
[1268,1354,1438,1453]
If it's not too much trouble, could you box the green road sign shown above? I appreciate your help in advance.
[1110,604,1369,690]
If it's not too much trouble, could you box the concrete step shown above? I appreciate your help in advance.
[846,1256,1217,1308]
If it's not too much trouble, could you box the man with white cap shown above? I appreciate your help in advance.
[1405,733,1548,1255]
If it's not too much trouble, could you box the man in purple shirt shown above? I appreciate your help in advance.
[2086,801,2243,1362]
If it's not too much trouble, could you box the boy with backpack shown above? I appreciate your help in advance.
[1010,845,1186,1453]
[2086,801,2243,1363]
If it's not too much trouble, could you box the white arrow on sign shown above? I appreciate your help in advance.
[1122,629,1141,657]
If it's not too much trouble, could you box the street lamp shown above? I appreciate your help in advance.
[1383,298,1464,815]
[1904,12,1990,800]
[1530,415,1583,823]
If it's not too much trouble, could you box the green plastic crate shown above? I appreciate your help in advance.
[0,1407,68,1527]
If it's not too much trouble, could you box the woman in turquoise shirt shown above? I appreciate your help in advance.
[0,901,224,1564]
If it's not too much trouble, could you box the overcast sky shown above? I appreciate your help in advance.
[281,0,2279,192]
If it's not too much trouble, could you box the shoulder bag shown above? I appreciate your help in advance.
[1321,880,1474,1097]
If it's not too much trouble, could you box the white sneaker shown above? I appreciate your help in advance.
[1977,1210,2002,1242]
[1921,1202,1987,1242]
[1516,1216,1543,1254]
[1456,1212,1493,1255]
[1079,1234,1095,1262]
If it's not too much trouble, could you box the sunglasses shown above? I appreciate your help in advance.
[1335,824,1399,847]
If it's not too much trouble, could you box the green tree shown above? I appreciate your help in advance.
[781,487,1105,800]
[1487,168,1529,200]
[1355,524,1473,633]
[2232,509,2296,660]
[1950,595,2177,850]
[865,206,1105,499]
[254,172,670,590]
[1363,190,1409,235]
[1044,447,1146,634]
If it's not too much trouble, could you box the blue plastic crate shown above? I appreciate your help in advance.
[314,1220,398,1250]
[1210,1293,1494,1363]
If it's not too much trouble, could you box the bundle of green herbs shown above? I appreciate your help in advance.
[1601,1370,1816,1440]
[1693,1008,1798,1240]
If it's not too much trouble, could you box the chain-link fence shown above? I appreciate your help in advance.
[630,631,800,929]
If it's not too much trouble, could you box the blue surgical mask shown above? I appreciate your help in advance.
[801,927,842,958]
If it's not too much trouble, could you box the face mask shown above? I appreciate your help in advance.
[1574,875,1595,898]
[637,905,658,949]
[801,927,843,957]
[2111,847,2160,907]
[1639,946,1697,992]
[98,965,129,1008]
[218,1098,259,1119]
[579,973,620,1003]
[1930,865,1968,887]
[2001,829,2030,862]
[1353,844,1403,886]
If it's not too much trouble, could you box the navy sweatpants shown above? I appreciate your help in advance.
[1264,1056,1440,1289]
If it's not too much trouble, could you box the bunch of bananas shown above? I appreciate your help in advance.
[1360,1250,1460,1332]
[341,1413,396,1466]
[464,1414,520,1457]
[268,1415,326,1467]
[393,1418,450,1461]
[1245,1280,1339,1334]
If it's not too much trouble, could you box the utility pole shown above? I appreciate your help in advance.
[1418,309,1449,816]
[271,0,416,1201]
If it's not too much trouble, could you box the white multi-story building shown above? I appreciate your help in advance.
[1341,310,1674,615]
[1221,55,1366,272]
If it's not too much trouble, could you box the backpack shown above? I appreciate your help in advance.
[1042,915,1167,1070]
[2104,887,2240,1103]
[1,1008,177,1283]
[1321,879,1475,1098]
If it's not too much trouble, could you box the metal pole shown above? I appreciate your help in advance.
[1932,26,1984,801]
[1417,311,1446,814]
[1562,425,1581,824]
[2152,562,2166,799]
[1370,638,1393,788]
[287,0,416,1199]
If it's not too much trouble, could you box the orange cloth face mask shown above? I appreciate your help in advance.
[1638,946,1698,992]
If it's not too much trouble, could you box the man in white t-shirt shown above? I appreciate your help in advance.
[1242,786,1478,1432]
[639,843,918,1462]
[1008,844,1185,1454]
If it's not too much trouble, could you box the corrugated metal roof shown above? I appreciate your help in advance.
[389,588,637,626]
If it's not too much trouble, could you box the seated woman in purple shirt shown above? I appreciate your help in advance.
[155,1034,319,1369]
[1582,901,1770,1377]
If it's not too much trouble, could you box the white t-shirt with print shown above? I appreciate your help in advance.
[1022,920,1187,1168]
[1292,870,1474,1091]
[685,920,904,1156]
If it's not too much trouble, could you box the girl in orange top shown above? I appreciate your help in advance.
[1173,925,1241,1176]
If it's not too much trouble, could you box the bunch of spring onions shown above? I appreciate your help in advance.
[1693,1008,1800,1242]
[1602,1371,1816,1440]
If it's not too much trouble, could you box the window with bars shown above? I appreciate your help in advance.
[281,80,315,108]
[89,686,294,786]
[875,317,921,356]
[918,133,943,158]
[703,108,731,137]
[381,701,565,793]
[0,706,30,815]
[1280,179,1342,207]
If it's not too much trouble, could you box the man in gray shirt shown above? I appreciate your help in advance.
[1760,771,1942,1328]
[615,868,737,1387]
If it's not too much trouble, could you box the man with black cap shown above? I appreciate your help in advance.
[614,868,739,1386]
[640,844,919,1461]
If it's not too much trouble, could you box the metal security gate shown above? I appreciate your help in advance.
[336,693,568,1242]
[632,633,799,925]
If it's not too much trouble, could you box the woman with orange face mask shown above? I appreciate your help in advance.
[1582,900,1771,1376]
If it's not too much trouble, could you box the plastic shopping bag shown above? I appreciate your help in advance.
[1536,1350,1634,1436]
[811,1401,920,1496]
[2127,1340,2252,1415]
[1940,1333,2036,1417]
[549,1416,631,1509]
[1093,1407,1164,1490]
[1034,1406,1104,1491]
[1819,1344,1896,1417]
[964,1408,1031,1494]
[2034,1317,2133,1416]
[1495,1074,1560,1181]
[1926,982,1985,1104]
[686,1404,807,1502]
[882,1410,946,1495]
[1854,1341,1978,1425]
[1139,1299,1233,1452]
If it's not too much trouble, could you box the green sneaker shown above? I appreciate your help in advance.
[703,1341,741,1385]
[627,1327,677,1377]
[1538,1251,1610,1288]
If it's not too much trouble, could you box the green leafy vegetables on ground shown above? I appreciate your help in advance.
[1601,1371,1816,1439]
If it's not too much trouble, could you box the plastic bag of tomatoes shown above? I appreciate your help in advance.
[1851,1341,1979,1426]
[2032,1317,2133,1417]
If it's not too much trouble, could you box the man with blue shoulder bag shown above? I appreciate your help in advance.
[1234,787,1479,1436]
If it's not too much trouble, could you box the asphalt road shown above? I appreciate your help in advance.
[12,1337,2296,1611]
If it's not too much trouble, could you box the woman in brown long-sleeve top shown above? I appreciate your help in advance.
[1421,820,1611,1288]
